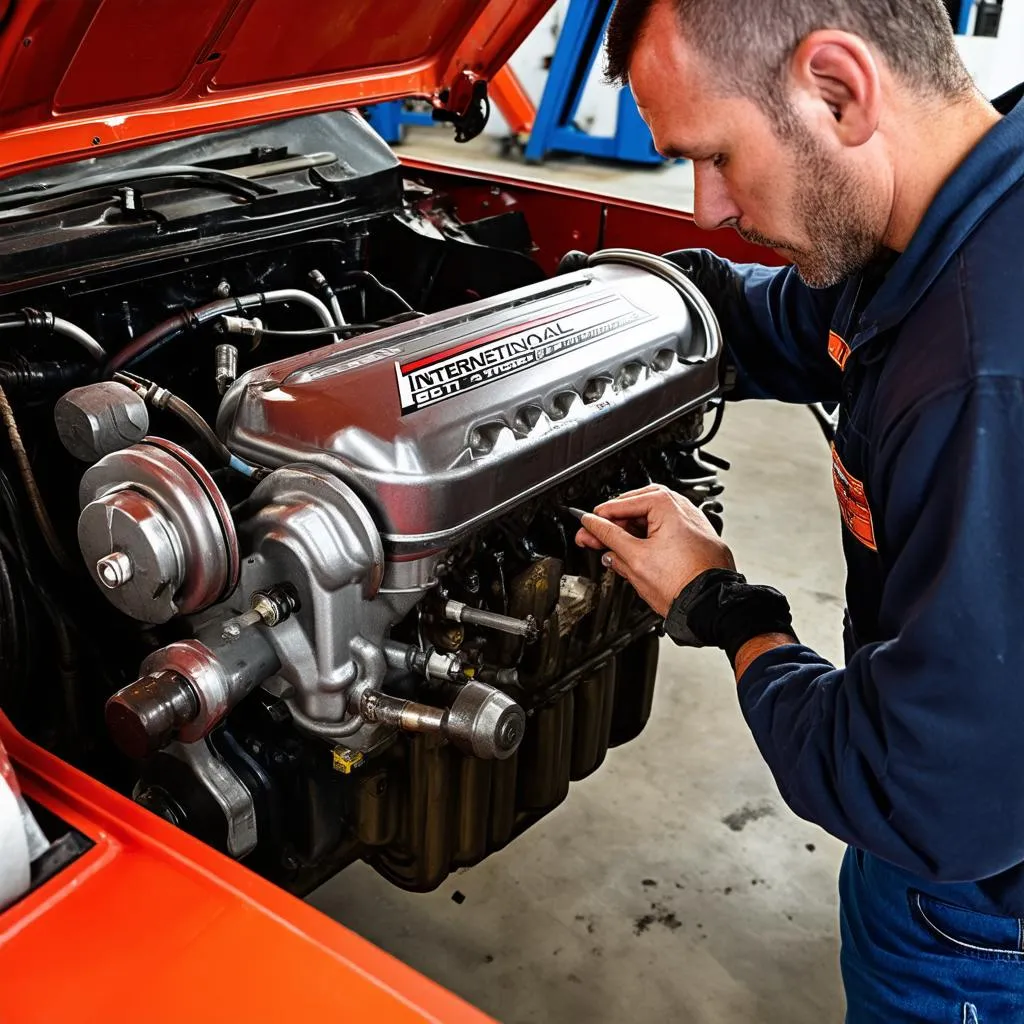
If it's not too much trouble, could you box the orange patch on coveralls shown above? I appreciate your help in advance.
[828,330,852,370]
[832,445,877,551]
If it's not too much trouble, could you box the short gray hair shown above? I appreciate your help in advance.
[606,0,974,114]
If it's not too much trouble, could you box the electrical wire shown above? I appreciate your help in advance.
[240,322,396,340]
[343,270,417,315]
[0,539,24,691]
[680,397,726,452]
[0,382,73,571]
[0,465,81,743]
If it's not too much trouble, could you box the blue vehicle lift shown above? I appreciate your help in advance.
[522,0,663,166]
[362,101,435,146]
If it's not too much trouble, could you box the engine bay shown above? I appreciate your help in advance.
[0,109,727,894]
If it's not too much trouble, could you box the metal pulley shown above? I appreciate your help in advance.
[78,437,239,623]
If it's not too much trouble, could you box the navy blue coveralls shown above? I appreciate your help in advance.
[670,85,1024,1015]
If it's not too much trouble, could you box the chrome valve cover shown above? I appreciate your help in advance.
[217,251,721,557]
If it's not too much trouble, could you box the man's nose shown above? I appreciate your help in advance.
[691,163,742,232]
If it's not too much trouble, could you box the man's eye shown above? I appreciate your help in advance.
[712,153,727,169]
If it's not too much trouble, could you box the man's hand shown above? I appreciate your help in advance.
[575,484,736,617]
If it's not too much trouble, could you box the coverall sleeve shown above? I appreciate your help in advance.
[664,249,845,404]
[738,376,1024,882]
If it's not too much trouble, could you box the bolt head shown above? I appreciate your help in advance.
[499,715,524,750]
[97,551,133,589]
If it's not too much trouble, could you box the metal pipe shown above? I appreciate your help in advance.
[107,288,337,371]
[50,316,107,361]
[0,311,107,361]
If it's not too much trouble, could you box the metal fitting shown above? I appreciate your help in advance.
[357,679,525,760]
[105,631,280,758]
[105,670,200,759]
[383,640,463,682]
[220,315,264,339]
[221,584,297,641]
[54,381,150,463]
[96,550,134,589]
[214,344,239,396]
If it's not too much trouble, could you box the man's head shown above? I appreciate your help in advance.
[606,0,978,286]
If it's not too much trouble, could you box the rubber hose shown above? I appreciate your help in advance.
[108,289,336,372]
[0,383,73,572]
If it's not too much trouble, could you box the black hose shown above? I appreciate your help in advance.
[107,302,224,373]
[165,393,233,466]
[681,397,726,452]
[344,270,417,314]
[107,289,336,372]
[0,468,81,744]
[247,322,396,339]
[309,269,345,325]
[0,382,74,571]
[0,360,90,392]
[114,371,265,478]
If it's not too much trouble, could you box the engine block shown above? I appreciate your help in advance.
[67,250,725,890]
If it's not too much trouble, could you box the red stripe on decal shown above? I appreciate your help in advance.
[399,294,619,374]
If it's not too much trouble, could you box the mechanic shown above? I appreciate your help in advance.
[575,0,1024,1019]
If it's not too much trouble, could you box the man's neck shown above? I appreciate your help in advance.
[884,94,1003,252]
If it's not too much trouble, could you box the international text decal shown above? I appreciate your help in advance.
[394,295,651,413]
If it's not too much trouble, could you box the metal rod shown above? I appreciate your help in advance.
[232,151,338,180]
[444,600,538,641]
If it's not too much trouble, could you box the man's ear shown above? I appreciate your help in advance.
[789,30,881,147]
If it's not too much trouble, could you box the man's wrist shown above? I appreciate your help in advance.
[733,633,797,683]
[663,569,796,665]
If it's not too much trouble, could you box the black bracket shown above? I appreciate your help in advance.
[433,80,491,144]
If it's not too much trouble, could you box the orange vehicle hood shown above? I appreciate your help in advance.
[0,0,553,179]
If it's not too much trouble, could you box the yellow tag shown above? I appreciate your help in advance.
[332,748,364,774]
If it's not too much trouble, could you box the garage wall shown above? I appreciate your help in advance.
[485,1,1023,139]
[958,1,1023,97]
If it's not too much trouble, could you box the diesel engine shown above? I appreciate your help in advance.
[0,110,727,893]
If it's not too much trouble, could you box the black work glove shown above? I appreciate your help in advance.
[661,249,747,392]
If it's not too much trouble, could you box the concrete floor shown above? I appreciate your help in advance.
[308,131,849,1022]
